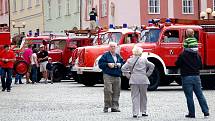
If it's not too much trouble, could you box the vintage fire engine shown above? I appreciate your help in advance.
[48,29,104,82]
[72,26,140,87]
[13,35,54,77]
[74,19,215,90]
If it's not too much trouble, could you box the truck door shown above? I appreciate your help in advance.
[159,29,183,66]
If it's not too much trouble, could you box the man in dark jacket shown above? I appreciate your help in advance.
[175,31,209,118]
[98,42,124,113]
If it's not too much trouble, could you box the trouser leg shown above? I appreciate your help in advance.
[6,69,12,90]
[140,84,148,113]
[193,77,209,113]
[112,77,121,110]
[103,74,113,108]
[182,82,195,115]
[131,84,140,115]
[1,68,6,90]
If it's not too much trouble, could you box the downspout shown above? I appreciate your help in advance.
[80,0,82,29]
[198,0,201,19]
[8,0,10,32]
[42,0,45,33]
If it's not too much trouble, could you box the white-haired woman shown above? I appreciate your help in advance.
[121,46,155,118]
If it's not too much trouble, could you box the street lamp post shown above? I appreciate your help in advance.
[12,22,26,35]
[200,8,215,20]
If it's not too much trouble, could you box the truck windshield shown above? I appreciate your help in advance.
[141,29,161,42]
[103,32,122,44]
[50,39,67,50]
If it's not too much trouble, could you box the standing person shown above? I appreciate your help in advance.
[23,44,33,84]
[121,46,154,118]
[30,48,39,84]
[37,45,48,84]
[175,29,209,118]
[183,29,198,52]
[46,57,53,84]
[0,45,16,92]
[98,42,124,113]
[89,8,97,29]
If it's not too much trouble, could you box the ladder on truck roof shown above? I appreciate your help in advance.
[160,18,215,32]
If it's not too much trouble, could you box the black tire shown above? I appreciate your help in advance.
[148,67,160,91]
[52,63,65,82]
[13,60,29,75]
[201,75,215,90]
[121,76,130,90]
[72,71,81,83]
[78,72,98,86]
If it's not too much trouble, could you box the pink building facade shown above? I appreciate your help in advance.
[84,0,215,28]
[0,0,9,27]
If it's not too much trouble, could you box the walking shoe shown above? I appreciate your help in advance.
[133,115,138,118]
[19,82,24,84]
[7,89,10,92]
[111,108,120,112]
[14,82,18,85]
[204,112,209,118]
[2,88,6,91]
[142,113,148,117]
[185,114,195,118]
[103,107,108,113]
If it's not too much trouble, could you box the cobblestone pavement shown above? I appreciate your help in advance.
[0,80,214,121]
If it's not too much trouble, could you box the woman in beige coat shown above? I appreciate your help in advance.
[121,46,154,118]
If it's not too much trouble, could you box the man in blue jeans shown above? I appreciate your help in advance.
[175,31,209,118]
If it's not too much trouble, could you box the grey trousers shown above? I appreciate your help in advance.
[103,74,121,109]
[130,84,148,115]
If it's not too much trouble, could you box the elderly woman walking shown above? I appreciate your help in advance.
[121,46,154,118]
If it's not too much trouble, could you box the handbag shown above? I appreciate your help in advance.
[125,57,140,79]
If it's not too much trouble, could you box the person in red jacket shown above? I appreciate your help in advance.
[0,45,16,92]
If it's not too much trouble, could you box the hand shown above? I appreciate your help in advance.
[5,59,8,62]
[116,63,121,67]
[108,63,115,68]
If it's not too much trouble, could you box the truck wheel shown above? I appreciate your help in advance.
[201,75,215,90]
[72,71,81,83]
[52,64,65,82]
[13,60,29,75]
[121,76,129,90]
[78,73,97,86]
[148,67,160,91]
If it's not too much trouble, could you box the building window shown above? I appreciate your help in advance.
[58,0,62,17]
[76,0,79,12]
[13,0,17,12]
[48,0,51,19]
[35,0,40,6]
[182,0,193,14]
[0,1,2,15]
[5,0,8,13]
[148,0,160,14]
[20,0,24,10]
[65,0,71,15]
[214,0,215,11]
[102,0,107,17]
[28,0,32,8]
[87,0,93,19]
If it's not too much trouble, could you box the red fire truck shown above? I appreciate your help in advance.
[72,27,140,87]
[74,19,215,90]
[48,30,104,82]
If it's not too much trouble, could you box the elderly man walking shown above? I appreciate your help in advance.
[98,42,124,113]
[121,46,154,118]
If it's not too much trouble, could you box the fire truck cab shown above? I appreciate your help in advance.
[72,26,140,87]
